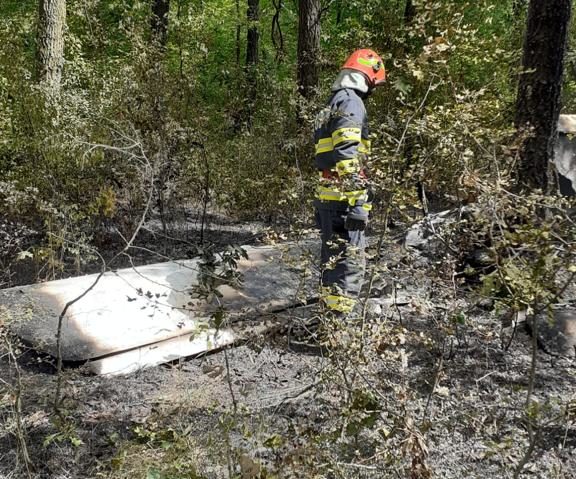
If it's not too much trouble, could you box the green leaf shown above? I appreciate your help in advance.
[454,312,466,325]
[263,434,283,448]
[391,76,412,95]
[42,433,61,448]
[146,469,162,479]
[212,309,225,329]
[70,436,84,447]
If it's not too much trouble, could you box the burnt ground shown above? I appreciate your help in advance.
[0,223,575,479]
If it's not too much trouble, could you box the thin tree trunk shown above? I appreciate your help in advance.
[514,0,572,191]
[246,0,259,66]
[297,0,321,99]
[149,0,171,229]
[404,0,416,25]
[236,0,241,65]
[243,0,259,129]
[271,0,284,62]
[336,0,343,25]
[36,0,66,92]
[151,0,170,47]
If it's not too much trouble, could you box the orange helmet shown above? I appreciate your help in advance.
[342,49,386,88]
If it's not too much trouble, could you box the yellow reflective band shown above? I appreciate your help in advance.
[316,145,333,154]
[335,158,361,176]
[358,138,371,154]
[358,57,380,67]
[317,186,347,202]
[324,294,356,313]
[315,137,333,154]
[316,187,368,205]
[332,127,362,146]
[344,190,368,206]
[362,203,373,212]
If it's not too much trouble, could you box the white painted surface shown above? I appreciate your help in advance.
[88,306,315,376]
[2,258,207,360]
[0,243,318,361]
[555,114,576,192]
[88,329,236,375]
[558,114,576,134]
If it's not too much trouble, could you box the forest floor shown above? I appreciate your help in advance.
[0,214,575,479]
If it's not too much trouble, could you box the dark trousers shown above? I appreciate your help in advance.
[316,208,366,297]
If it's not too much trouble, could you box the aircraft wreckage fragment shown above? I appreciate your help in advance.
[0,243,318,375]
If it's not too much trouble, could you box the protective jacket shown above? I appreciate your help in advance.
[314,87,372,220]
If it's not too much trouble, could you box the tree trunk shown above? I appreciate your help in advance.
[36,0,66,92]
[242,0,260,130]
[404,0,416,25]
[271,0,284,62]
[235,0,241,65]
[515,0,571,191]
[246,0,259,66]
[297,0,321,99]
[336,0,343,25]
[151,0,170,47]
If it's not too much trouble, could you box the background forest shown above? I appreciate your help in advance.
[3,0,574,280]
[1,1,576,478]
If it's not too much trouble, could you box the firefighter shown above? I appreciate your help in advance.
[314,49,386,315]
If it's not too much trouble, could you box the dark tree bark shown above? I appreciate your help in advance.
[271,0,284,62]
[241,0,260,130]
[336,0,343,25]
[246,0,259,66]
[297,0,321,98]
[151,0,170,47]
[236,0,241,65]
[404,0,416,24]
[515,0,572,191]
[36,0,66,92]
